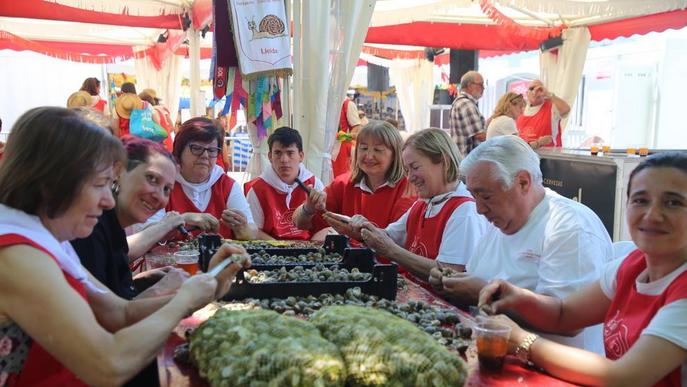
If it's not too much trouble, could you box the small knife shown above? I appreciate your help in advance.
[294,177,312,195]
[206,258,234,277]
[177,225,192,238]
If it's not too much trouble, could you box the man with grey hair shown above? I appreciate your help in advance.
[429,135,612,352]
[449,71,486,157]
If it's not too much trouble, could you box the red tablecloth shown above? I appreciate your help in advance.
[158,280,576,386]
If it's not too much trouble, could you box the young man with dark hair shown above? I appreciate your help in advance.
[245,126,324,240]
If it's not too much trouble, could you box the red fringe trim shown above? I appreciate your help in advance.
[0,30,125,64]
[479,0,564,41]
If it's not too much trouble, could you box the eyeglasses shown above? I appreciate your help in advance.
[188,144,221,157]
[528,86,543,92]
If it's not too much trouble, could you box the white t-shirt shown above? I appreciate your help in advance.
[466,188,613,351]
[385,182,491,265]
[486,115,519,139]
[345,100,362,127]
[601,255,687,383]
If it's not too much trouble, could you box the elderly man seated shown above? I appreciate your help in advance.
[429,135,612,351]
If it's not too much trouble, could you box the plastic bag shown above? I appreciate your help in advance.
[129,106,168,142]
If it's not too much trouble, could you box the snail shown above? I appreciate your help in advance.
[247,14,286,40]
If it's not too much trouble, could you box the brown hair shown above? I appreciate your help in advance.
[350,120,405,185]
[0,107,125,218]
[403,128,461,184]
[173,117,222,161]
[80,77,101,96]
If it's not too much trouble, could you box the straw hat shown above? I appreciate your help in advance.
[67,91,93,108]
[115,93,143,119]
[139,88,160,101]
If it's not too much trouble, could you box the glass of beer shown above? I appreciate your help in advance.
[174,250,200,275]
[475,320,511,372]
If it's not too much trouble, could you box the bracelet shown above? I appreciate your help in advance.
[514,333,539,364]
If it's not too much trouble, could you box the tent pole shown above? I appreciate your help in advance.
[188,26,203,117]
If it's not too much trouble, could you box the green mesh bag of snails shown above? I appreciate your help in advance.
[189,309,346,387]
[311,305,467,386]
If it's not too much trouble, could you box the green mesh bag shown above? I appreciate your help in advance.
[311,305,467,387]
[189,309,346,387]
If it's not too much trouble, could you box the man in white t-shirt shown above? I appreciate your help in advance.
[430,135,612,352]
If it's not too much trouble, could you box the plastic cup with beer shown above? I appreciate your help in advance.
[602,145,610,153]
[590,145,599,156]
[627,147,637,156]
[639,147,649,156]
[174,249,200,275]
[474,320,512,372]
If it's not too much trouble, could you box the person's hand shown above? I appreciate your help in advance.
[440,273,487,306]
[322,212,358,239]
[474,131,487,142]
[136,267,189,298]
[182,212,220,232]
[176,274,219,312]
[221,208,248,229]
[303,189,327,215]
[428,267,445,293]
[538,135,553,147]
[133,266,176,292]
[158,211,185,239]
[360,222,395,256]
[478,279,529,314]
[486,314,531,353]
[207,243,251,299]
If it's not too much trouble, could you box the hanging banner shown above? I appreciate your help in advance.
[228,0,293,78]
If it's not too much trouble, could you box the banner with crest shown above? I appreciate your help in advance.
[228,0,292,78]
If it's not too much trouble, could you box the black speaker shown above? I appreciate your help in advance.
[449,49,479,84]
[367,63,389,92]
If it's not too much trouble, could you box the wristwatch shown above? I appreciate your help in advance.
[514,333,539,364]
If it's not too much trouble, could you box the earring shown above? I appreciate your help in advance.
[112,181,120,195]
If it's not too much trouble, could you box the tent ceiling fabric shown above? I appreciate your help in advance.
[0,0,685,61]
[46,0,187,17]
[371,0,687,27]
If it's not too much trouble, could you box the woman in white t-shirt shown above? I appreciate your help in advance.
[486,92,525,139]
[487,92,553,149]
[478,152,687,387]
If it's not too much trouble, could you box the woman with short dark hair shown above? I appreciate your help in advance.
[165,117,257,239]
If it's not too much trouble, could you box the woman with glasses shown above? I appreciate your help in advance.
[166,117,257,239]
[487,92,553,149]
[293,120,415,244]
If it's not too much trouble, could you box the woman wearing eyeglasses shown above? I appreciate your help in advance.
[165,117,257,239]
[487,91,553,149]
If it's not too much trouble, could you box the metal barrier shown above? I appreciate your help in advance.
[225,135,253,173]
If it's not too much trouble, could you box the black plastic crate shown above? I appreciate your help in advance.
[198,234,353,272]
[222,263,398,300]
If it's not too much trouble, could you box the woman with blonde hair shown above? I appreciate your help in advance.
[486,92,525,139]
[331,128,489,285]
[294,120,415,244]
[488,91,552,148]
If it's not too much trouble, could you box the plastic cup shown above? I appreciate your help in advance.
[146,252,174,269]
[174,250,200,275]
[639,147,649,156]
[602,145,610,153]
[474,320,511,372]
[627,148,636,156]
[590,145,599,155]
